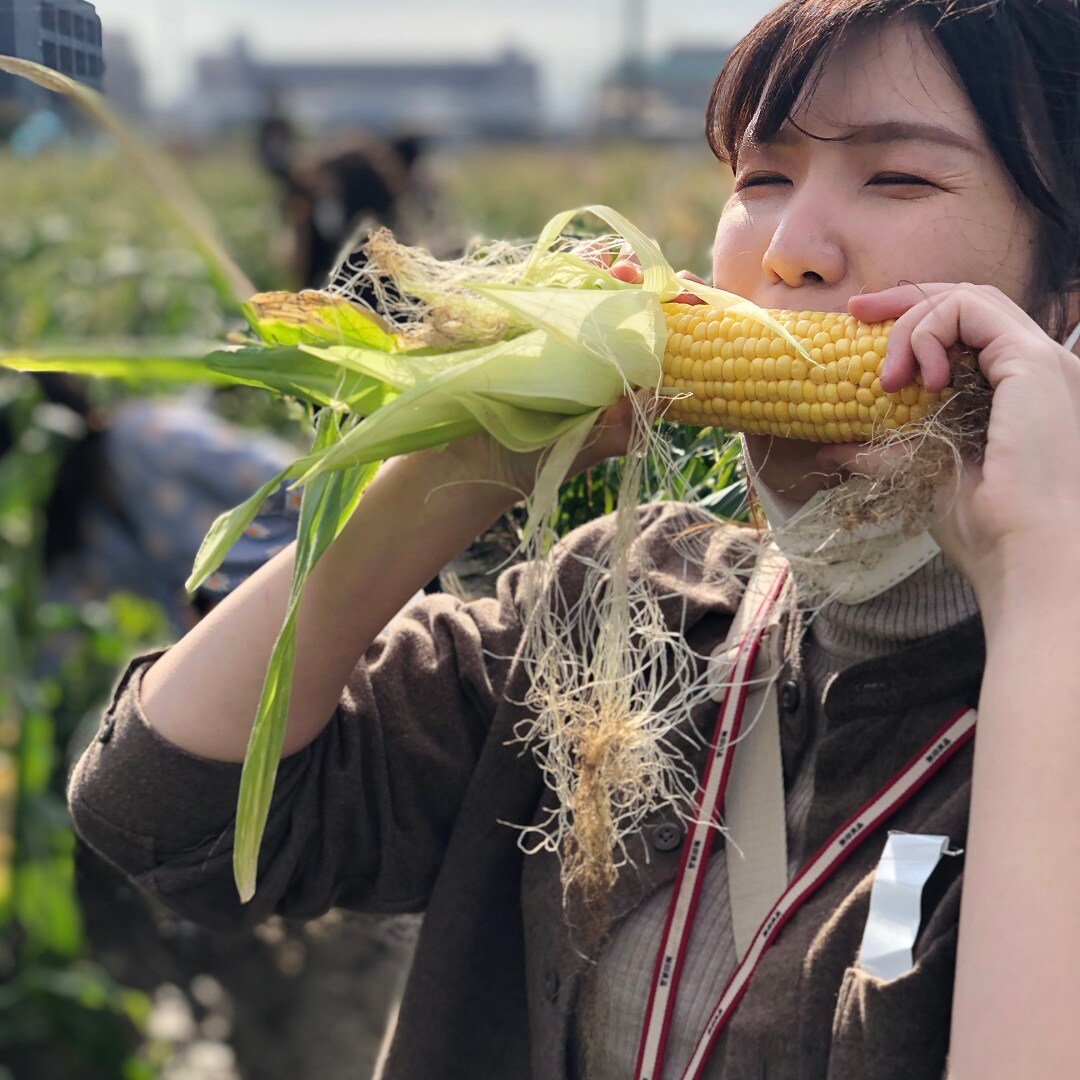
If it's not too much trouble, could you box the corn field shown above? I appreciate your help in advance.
[0,136,741,1078]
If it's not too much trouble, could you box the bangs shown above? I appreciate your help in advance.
[706,0,927,168]
[703,0,1079,339]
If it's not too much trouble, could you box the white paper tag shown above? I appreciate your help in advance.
[857,832,951,980]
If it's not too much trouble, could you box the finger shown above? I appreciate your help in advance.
[610,260,643,284]
[851,284,1039,393]
[881,299,952,393]
[848,283,949,323]
[673,269,708,305]
[849,286,950,392]
[849,283,1038,335]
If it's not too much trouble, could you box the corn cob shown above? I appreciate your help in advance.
[659,303,966,442]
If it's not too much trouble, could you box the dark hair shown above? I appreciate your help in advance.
[706,0,1080,341]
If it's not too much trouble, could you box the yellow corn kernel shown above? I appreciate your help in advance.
[659,303,965,443]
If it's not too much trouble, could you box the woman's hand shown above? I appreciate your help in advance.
[449,244,703,497]
[819,283,1080,609]
[439,394,640,501]
[606,246,707,305]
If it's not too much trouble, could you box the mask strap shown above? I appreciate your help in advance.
[1065,321,1080,353]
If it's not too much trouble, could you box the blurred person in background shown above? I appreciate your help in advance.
[291,132,430,292]
[2,375,303,653]
[256,113,449,595]
[256,86,298,189]
[255,91,434,294]
[3,373,429,1077]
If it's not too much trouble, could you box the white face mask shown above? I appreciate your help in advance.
[751,479,942,605]
[743,438,941,605]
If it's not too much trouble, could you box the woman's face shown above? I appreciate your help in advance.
[712,19,1039,501]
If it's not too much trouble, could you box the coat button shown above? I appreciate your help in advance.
[543,969,560,1002]
[651,822,684,852]
[97,715,116,743]
[779,679,801,713]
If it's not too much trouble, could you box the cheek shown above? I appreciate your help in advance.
[860,210,982,285]
[712,207,763,289]
[879,202,1034,299]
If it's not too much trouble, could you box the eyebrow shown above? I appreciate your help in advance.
[740,120,983,158]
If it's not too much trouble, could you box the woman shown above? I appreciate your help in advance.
[68,1,1080,1078]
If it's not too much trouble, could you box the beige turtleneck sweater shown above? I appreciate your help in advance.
[571,517,980,1078]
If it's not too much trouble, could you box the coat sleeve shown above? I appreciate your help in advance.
[66,499,722,936]
[66,573,528,934]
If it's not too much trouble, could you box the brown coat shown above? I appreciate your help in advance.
[67,503,984,1079]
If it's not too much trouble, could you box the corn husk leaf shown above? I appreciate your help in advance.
[0,346,248,386]
[300,340,498,394]
[233,409,381,902]
[290,325,649,488]
[243,291,400,352]
[522,204,677,298]
[469,285,664,385]
[521,251,638,292]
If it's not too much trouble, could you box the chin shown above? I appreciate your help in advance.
[743,433,843,501]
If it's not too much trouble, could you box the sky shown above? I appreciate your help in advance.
[92,0,782,122]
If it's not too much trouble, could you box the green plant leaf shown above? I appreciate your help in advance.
[233,410,380,902]
[0,55,254,312]
[206,346,396,413]
[0,346,248,386]
[185,454,317,593]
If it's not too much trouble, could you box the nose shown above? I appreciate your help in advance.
[761,204,844,289]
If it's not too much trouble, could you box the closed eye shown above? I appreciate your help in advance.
[735,173,935,190]
[734,174,789,190]
[868,174,934,186]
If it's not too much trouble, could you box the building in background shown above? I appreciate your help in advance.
[593,44,731,141]
[187,38,541,141]
[0,0,104,108]
[102,30,143,119]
